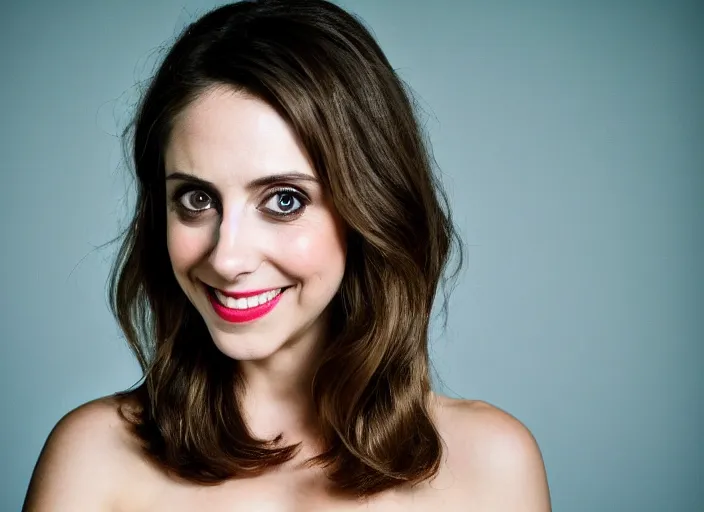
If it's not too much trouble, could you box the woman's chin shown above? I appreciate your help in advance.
[206,330,283,362]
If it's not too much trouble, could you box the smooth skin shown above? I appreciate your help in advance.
[24,87,551,511]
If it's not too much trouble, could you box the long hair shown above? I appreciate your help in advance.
[109,0,462,497]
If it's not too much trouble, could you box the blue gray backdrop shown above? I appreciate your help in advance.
[1,0,702,510]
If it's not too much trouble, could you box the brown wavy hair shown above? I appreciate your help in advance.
[110,0,462,498]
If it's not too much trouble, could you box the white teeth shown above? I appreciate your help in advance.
[213,288,282,310]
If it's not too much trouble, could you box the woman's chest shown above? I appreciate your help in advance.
[118,463,464,512]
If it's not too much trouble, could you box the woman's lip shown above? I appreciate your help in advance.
[207,286,286,324]
[208,286,286,299]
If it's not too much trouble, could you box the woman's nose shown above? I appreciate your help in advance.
[208,206,261,281]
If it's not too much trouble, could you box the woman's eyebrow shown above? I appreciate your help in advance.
[165,171,318,189]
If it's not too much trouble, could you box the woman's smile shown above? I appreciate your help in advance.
[207,284,289,324]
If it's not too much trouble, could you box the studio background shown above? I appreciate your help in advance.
[1,0,702,510]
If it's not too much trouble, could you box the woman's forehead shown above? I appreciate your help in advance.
[165,86,316,184]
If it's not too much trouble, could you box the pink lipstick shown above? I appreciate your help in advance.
[207,286,286,324]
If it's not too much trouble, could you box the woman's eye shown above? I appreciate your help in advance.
[180,190,214,212]
[260,191,305,217]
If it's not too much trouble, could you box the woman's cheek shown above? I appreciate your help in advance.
[167,222,210,270]
[283,218,345,277]
[288,231,316,269]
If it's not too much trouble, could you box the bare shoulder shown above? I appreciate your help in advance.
[430,394,552,511]
[23,395,141,511]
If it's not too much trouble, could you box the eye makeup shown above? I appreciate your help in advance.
[166,180,312,221]
[169,182,220,220]
[258,187,310,219]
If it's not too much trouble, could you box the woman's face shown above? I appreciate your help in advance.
[163,85,346,362]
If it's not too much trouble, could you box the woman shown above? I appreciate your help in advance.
[24,0,550,510]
